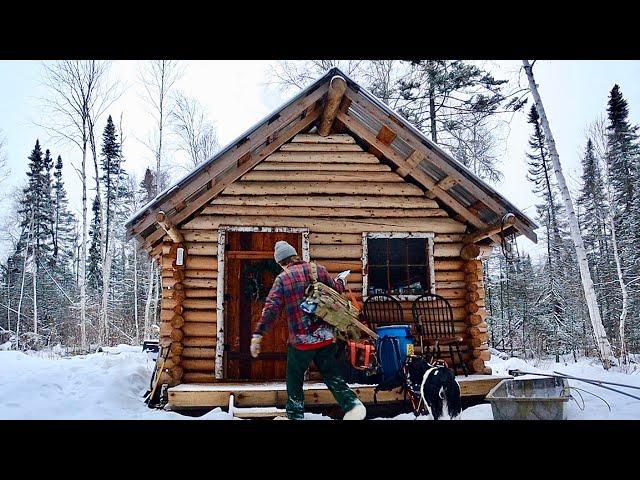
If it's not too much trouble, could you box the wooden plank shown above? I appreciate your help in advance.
[202,205,446,218]
[436,175,457,190]
[433,243,463,257]
[184,215,467,234]
[167,375,511,408]
[291,133,356,144]
[221,181,424,196]
[254,162,391,172]
[376,125,397,145]
[266,151,379,164]
[240,171,403,183]
[212,195,438,209]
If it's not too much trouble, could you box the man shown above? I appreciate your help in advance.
[250,240,367,420]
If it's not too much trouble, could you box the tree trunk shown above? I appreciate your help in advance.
[79,136,88,351]
[134,246,139,343]
[523,60,612,368]
[428,61,437,143]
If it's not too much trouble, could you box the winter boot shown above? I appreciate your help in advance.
[343,400,366,420]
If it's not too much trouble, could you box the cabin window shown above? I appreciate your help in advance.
[363,233,435,297]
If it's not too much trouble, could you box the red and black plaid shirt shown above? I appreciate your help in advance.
[254,260,344,347]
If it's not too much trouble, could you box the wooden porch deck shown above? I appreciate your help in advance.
[167,374,510,410]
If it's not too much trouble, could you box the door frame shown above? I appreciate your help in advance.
[215,226,310,379]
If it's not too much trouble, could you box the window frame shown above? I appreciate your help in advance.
[361,232,436,301]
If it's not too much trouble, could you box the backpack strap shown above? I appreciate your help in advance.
[309,261,318,283]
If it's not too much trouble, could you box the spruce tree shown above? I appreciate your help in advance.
[87,195,102,292]
[100,115,123,253]
[52,155,76,270]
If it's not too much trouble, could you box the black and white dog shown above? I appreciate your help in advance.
[376,355,462,420]
[408,356,462,420]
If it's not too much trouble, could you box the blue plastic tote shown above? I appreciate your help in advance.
[375,325,414,382]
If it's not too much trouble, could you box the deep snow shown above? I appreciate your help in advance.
[0,345,638,420]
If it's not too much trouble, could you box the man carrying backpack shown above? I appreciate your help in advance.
[250,240,367,421]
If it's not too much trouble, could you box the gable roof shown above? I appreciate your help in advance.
[126,67,538,253]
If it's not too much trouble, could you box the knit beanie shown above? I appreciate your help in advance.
[274,240,298,263]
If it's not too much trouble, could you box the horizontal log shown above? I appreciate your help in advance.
[183,299,216,310]
[183,337,217,347]
[182,231,219,242]
[279,143,362,152]
[434,260,465,271]
[437,288,467,299]
[182,322,217,337]
[170,328,184,342]
[466,303,480,314]
[183,372,217,383]
[435,281,467,289]
[184,310,217,323]
[433,234,464,243]
[185,289,216,298]
[254,161,391,172]
[433,243,463,257]
[184,216,466,234]
[469,337,488,348]
[434,271,466,282]
[461,244,481,260]
[322,261,362,272]
[242,170,402,182]
[181,358,216,371]
[202,205,446,218]
[310,244,362,259]
[310,233,362,245]
[163,242,218,256]
[266,151,377,163]
[170,343,184,356]
[163,278,217,289]
[473,350,491,361]
[221,181,425,196]
[182,347,216,359]
[162,256,218,270]
[185,269,218,279]
[171,314,185,328]
[212,195,439,209]
[291,133,356,144]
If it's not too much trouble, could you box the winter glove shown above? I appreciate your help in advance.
[250,334,262,358]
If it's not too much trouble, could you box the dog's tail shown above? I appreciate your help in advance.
[443,372,462,419]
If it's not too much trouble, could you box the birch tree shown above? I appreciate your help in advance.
[523,60,613,368]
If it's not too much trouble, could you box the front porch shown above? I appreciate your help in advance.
[166,374,511,411]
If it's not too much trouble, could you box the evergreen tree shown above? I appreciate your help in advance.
[87,195,102,292]
[52,155,76,269]
[100,115,123,253]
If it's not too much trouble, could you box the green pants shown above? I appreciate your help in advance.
[286,343,360,420]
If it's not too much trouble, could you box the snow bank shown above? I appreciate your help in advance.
[1,346,638,420]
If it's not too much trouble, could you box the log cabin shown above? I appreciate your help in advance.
[125,67,538,414]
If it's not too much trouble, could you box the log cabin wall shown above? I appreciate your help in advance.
[157,133,491,385]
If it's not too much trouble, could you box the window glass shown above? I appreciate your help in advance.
[367,237,430,295]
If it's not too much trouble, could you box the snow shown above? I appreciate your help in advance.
[1,345,638,420]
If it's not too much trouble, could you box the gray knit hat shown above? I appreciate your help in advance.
[274,240,298,263]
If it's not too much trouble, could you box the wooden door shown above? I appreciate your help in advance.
[224,231,301,380]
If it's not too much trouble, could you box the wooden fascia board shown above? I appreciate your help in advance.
[344,88,537,243]
[128,81,330,242]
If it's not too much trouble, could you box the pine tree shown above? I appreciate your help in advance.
[100,115,123,253]
[87,195,102,292]
[52,155,76,270]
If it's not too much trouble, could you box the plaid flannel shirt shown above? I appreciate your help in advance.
[254,260,345,346]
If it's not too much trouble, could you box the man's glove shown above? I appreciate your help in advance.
[250,334,262,358]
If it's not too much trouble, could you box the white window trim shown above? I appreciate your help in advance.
[215,226,310,379]
[361,232,436,302]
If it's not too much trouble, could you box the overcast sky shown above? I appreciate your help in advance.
[1,60,639,260]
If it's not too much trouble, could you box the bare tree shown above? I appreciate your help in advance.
[523,60,613,368]
[138,60,183,195]
[0,131,9,188]
[589,116,631,365]
[171,91,220,170]
[39,61,117,350]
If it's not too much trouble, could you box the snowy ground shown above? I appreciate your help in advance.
[0,344,638,420]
